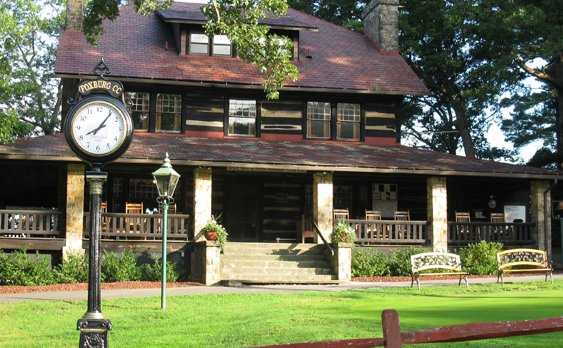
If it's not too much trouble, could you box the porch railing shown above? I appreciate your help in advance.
[85,213,191,241]
[0,209,63,238]
[348,219,427,245]
[448,222,534,245]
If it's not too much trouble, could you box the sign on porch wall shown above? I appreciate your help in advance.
[504,205,526,223]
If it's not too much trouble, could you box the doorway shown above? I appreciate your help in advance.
[224,176,261,241]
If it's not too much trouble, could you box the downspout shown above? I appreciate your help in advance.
[543,179,558,261]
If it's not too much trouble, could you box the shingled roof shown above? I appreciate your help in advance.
[55,3,427,95]
[0,134,558,179]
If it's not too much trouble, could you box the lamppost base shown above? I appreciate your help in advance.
[77,315,112,348]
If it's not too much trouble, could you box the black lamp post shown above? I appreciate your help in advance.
[152,153,180,310]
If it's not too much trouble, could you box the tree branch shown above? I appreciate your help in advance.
[516,56,556,85]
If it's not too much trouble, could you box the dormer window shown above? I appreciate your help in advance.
[212,35,232,56]
[189,32,210,54]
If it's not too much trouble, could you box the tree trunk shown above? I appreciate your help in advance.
[453,103,476,159]
[557,87,563,170]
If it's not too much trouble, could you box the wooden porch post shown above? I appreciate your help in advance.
[193,167,212,240]
[530,180,552,255]
[63,163,85,259]
[427,176,448,252]
[313,172,333,244]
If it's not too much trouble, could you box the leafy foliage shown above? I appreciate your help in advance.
[331,221,356,244]
[0,251,56,286]
[459,241,503,275]
[351,249,389,277]
[139,258,179,282]
[288,0,367,31]
[388,246,426,276]
[0,0,65,142]
[201,216,229,250]
[101,250,141,282]
[55,253,88,283]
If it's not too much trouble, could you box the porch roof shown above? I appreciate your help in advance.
[0,133,560,179]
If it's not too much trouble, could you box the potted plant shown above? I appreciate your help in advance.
[331,220,356,245]
[201,216,228,250]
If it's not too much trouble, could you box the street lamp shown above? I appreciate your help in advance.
[152,153,180,310]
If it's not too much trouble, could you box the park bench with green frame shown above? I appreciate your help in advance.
[410,252,468,290]
[496,248,553,284]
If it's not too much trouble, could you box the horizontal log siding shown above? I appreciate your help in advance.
[260,101,303,135]
[364,103,397,139]
[184,92,225,132]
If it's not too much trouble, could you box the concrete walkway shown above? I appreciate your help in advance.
[1,274,560,303]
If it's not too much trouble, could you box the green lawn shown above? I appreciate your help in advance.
[1,281,563,347]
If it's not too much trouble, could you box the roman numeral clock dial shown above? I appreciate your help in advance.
[64,95,133,164]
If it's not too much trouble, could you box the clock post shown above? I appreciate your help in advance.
[64,60,133,348]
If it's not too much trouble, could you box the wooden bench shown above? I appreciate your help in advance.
[497,248,553,284]
[411,252,468,289]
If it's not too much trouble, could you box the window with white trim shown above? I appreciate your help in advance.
[189,32,209,54]
[336,103,361,140]
[212,35,232,56]
[307,101,331,139]
[228,99,256,136]
[124,92,150,131]
[156,94,182,132]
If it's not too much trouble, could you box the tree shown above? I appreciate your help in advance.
[80,0,299,100]
[0,0,65,143]
[399,0,517,159]
[287,0,367,31]
[480,1,563,168]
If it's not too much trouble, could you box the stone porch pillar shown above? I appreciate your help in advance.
[531,180,552,255]
[63,163,85,259]
[313,172,333,244]
[427,176,448,252]
[193,167,212,240]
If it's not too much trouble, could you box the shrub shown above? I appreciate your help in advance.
[331,221,356,244]
[139,258,179,282]
[0,251,56,286]
[101,251,140,282]
[55,253,88,283]
[389,246,426,276]
[459,241,503,275]
[352,250,390,277]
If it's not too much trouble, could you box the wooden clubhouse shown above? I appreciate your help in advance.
[0,1,560,283]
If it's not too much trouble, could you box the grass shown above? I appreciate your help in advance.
[1,281,563,347]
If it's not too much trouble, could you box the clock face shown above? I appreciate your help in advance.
[65,95,133,163]
[71,100,128,156]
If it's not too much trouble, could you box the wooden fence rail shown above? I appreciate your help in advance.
[0,210,63,238]
[348,220,427,245]
[84,213,190,240]
[448,222,534,245]
[262,310,563,347]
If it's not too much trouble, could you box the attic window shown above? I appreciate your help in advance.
[212,35,232,56]
[189,32,209,54]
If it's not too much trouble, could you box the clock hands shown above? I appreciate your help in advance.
[85,111,112,136]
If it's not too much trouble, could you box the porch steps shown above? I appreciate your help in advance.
[222,242,337,284]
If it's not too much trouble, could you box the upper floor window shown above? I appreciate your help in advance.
[336,103,361,141]
[212,35,232,56]
[228,99,256,137]
[189,32,209,55]
[307,101,331,139]
[124,92,150,131]
[156,94,182,132]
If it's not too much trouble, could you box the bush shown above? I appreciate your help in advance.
[389,246,426,276]
[55,253,88,283]
[201,216,229,250]
[101,251,140,282]
[139,258,179,282]
[459,241,503,275]
[0,251,55,286]
[352,250,390,277]
[331,221,356,244]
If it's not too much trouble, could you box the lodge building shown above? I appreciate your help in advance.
[0,0,560,284]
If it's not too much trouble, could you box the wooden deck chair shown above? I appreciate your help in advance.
[490,213,505,223]
[100,202,109,234]
[394,211,410,239]
[365,210,382,220]
[455,212,471,222]
[365,210,383,240]
[125,202,144,237]
[454,212,471,241]
[125,202,143,214]
[394,211,410,221]
[333,209,350,222]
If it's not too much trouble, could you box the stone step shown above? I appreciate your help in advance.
[222,275,337,284]
[221,254,329,262]
[222,259,331,269]
[222,247,327,256]
[221,266,334,276]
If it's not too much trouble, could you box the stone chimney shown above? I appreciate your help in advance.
[362,0,399,51]
[67,0,85,30]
